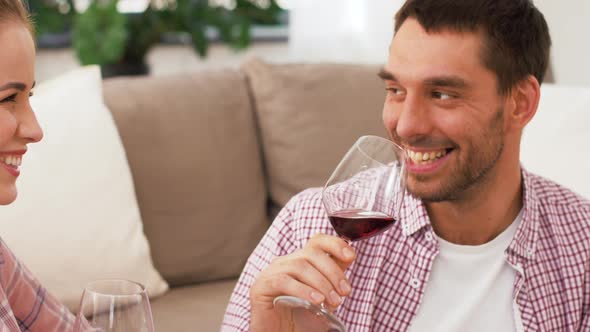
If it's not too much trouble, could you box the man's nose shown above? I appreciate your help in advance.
[394,94,432,141]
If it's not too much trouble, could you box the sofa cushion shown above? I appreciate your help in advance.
[103,70,268,286]
[1,66,168,311]
[150,279,236,332]
[243,58,388,207]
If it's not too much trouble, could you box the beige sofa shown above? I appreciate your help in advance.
[101,58,388,331]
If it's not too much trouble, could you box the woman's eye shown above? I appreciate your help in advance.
[0,94,17,103]
[432,91,453,100]
[29,91,34,97]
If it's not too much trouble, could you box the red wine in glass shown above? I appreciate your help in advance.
[328,209,396,242]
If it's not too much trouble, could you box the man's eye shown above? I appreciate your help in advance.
[432,91,453,100]
[386,87,404,95]
[0,94,17,103]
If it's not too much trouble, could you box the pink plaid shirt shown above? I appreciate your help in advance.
[0,238,74,332]
[223,169,590,331]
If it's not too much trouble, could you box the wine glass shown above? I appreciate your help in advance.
[274,135,407,332]
[74,279,155,332]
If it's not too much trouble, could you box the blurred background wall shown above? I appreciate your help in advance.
[34,0,590,86]
[534,0,590,86]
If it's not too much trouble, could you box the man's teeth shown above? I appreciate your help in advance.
[408,149,448,164]
[0,155,22,167]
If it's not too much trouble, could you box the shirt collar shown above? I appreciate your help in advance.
[506,167,540,261]
[400,192,430,236]
[399,167,540,261]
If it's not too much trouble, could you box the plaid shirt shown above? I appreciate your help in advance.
[222,169,590,331]
[0,238,74,332]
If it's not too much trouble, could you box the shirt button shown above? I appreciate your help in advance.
[410,278,421,289]
[526,247,534,257]
[425,233,434,242]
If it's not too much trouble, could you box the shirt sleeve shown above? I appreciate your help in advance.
[221,196,301,332]
[0,238,75,332]
[582,263,590,330]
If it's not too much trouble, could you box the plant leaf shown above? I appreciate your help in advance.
[72,0,127,65]
[190,22,208,57]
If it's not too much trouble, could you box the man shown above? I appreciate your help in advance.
[222,0,590,331]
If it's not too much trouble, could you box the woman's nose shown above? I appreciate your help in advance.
[17,105,43,143]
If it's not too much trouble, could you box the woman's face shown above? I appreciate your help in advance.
[0,20,43,205]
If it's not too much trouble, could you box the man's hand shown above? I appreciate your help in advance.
[249,234,356,331]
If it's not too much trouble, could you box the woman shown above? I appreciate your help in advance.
[0,0,75,330]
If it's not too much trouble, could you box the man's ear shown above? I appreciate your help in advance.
[506,75,541,130]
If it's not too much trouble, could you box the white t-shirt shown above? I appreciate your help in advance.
[408,211,523,332]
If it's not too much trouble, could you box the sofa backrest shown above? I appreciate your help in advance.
[103,70,269,287]
[242,58,389,211]
[102,59,393,285]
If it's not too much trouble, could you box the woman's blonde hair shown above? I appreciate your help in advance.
[0,0,33,33]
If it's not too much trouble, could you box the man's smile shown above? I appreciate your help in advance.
[405,147,455,174]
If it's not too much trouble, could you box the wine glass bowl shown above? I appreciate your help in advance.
[74,279,155,332]
[323,135,406,242]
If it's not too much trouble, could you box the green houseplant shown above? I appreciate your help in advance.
[30,0,76,48]
[31,0,74,36]
[46,0,285,77]
[72,0,130,74]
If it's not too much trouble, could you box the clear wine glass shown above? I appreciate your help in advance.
[74,279,155,332]
[274,135,407,332]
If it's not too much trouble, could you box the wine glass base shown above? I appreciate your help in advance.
[273,296,347,332]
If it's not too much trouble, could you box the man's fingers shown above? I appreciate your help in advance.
[278,257,344,307]
[260,271,339,310]
[250,234,356,312]
[305,246,352,297]
[309,233,356,266]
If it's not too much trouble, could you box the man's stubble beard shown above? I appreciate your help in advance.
[410,108,505,203]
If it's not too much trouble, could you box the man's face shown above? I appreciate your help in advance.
[381,18,509,202]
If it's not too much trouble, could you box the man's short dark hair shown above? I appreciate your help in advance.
[394,0,551,95]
